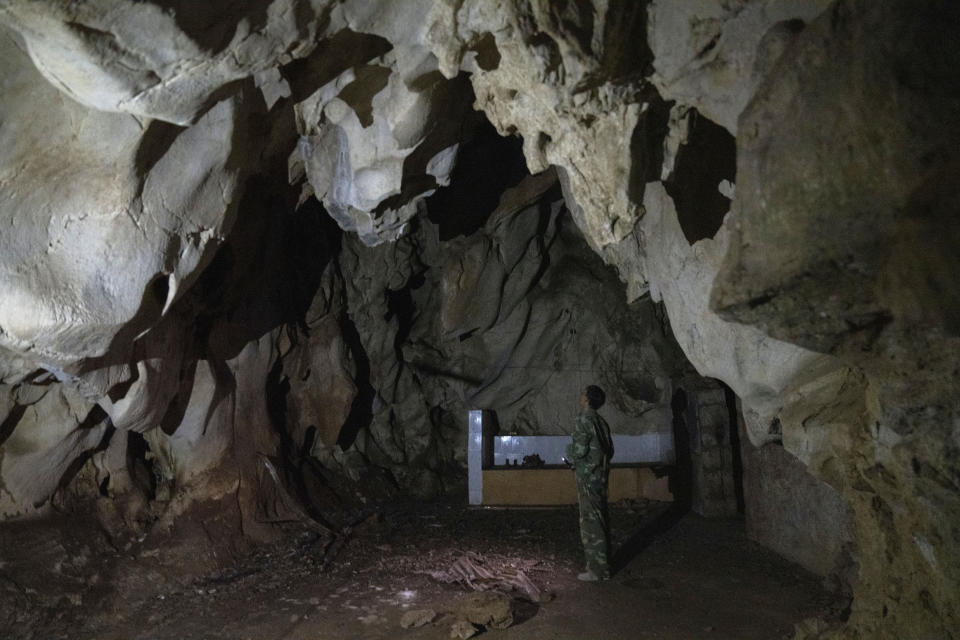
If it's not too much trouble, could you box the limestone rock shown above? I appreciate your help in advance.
[709,2,960,635]
[399,608,436,629]
[141,359,235,487]
[0,28,249,369]
[741,435,852,578]
[449,619,479,640]
[284,315,357,452]
[295,48,472,245]
[455,591,513,630]
[0,4,955,637]
[419,0,653,251]
[712,0,960,353]
[638,181,841,446]
[0,382,101,518]
[0,0,335,125]
[647,0,833,134]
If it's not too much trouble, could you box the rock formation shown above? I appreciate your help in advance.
[0,1,957,637]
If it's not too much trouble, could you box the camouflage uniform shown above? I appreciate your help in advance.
[566,407,614,579]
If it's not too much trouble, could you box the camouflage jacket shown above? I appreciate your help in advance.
[566,408,614,477]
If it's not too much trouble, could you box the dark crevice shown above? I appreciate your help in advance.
[49,409,112,508]
[336,65,391,128]
[517,194,563,298]
[153,0,269,54]
[336,310,375,450]
[0,403,27,448]
[600,0,654,80]
[640,88,672,185]
[663,109,736,244]
[573,0,654,94]
[385,271,426,383]
[282,30,394,104]
[669,387,692,510]
[134,120,185,179]
[150,274,170,311]
[471,32,501,71]
[265,354,340,530]
[106,364,140,403]
[159,359,198,436]
[696,33,721,59]
[98,475,110,497]
[724,384,746,515]
[426,115,529,240]
[127,431,156,501]
[280,196,343,326]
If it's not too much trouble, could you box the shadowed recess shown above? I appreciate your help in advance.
[426,115,529,240]
[664,109,736,245]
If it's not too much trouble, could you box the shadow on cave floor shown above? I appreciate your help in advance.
[0,497,839,640]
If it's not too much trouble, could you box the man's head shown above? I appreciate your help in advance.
[582,385,605,410]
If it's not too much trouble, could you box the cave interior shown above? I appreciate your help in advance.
[0,1,958,639]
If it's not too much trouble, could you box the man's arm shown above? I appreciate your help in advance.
[565,415,592,463]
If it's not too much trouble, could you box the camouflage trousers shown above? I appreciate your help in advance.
[576,470,610,579]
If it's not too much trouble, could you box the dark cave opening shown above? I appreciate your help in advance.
[724,383,746,516]
[335,308,375,451]
[663,109,736,245]
[126,431,157,502]
[425,115,529,240]
[670,387,692,511]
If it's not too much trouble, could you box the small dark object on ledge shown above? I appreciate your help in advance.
[521,454,545,468]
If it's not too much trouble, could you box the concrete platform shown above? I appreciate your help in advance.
[481,467,673,506]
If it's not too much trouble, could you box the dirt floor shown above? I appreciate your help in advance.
[0,497,843,640]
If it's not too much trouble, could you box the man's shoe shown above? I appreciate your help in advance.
[577,571,599,582]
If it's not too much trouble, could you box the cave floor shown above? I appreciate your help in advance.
[1,497,841,640]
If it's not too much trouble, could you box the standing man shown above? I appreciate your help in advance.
[565,385,614,581]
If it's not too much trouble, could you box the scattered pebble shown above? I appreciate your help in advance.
[449,619,479,639]
[400,608,436,629]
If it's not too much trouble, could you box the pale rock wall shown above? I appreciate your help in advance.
[647,0,833,134]
[0,28,248,370]
[741,435,853,581]
[1,0,335,125]
[295,49,472,244]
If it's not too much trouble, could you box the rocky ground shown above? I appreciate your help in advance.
[0,497,843,640]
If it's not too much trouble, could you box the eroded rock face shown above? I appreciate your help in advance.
[647,0,832,134]
[0,0,335,125]
[423,0,655,250]
[293,168,689,497]
[0,28,248,371]
[713,0,960,352]
[640,181,840,441]
[295,50,472,244]
[0,382,101,518]
[711,2,960,635]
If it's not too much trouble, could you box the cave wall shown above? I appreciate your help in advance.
[741,433,853,583]
[284,166,691,497]
[0,1,958,637]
